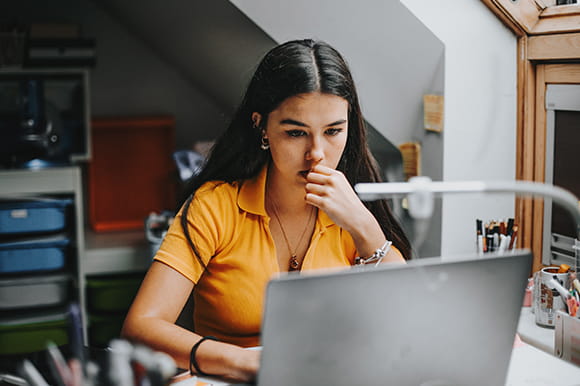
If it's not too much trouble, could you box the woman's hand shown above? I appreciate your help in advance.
[198,342,260,383]
[304,164,404,263]
[232,347,261,382]
[304,164,372,234]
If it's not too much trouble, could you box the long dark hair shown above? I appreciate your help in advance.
[181,39,411,265]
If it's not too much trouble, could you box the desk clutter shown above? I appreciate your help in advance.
[532,264,578,324]
[475,217,518,254]
[2,336,177,386]
[529,264,580,366]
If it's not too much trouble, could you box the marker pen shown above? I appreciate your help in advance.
[567,298,578,317]
[108,340,134,386]
[46,342,72,386]
[18,360,50,386]
[67,303,85,376]
[573,278,580,293]
[477,234,484,255]
[504,235,511,252]
[508,226,518,249]
[493,224,500,249]
[486,233,495,253]
[498,234,508,253]
[507,218,514,236]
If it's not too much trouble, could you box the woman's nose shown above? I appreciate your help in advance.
[306,137,324,163]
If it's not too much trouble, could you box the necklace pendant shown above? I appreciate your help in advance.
[289,255,300,271]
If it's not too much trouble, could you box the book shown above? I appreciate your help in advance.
[25,38,96,67]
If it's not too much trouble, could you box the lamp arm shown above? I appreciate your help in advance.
[355,177,580,240]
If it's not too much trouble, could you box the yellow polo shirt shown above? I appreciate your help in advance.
[155,166,358,347]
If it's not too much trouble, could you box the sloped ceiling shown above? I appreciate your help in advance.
[230,0,445,147]
[92,0,409,179]
[92,0,276,113]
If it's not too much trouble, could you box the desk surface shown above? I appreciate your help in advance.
[517,306,557,355]
[172,342,579,386]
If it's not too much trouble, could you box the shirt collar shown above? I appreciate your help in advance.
[238,165,334,229]
[238,166,268,217]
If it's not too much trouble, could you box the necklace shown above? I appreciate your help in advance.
[268,195,315,271]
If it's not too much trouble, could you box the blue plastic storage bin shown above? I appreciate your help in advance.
[0,236,69,274]
[0,198,72,235]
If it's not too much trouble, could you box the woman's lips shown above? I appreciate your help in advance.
[299,170,309,178]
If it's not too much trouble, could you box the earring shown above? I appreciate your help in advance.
[260,136,270,150]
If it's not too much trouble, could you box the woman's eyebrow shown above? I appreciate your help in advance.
[326,119,347,127]
[279,118,347,127]
[280,118,307,127]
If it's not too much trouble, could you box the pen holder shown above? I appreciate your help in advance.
[534,267,571,328]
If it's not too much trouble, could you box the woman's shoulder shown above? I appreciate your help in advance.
[194,180,240,204]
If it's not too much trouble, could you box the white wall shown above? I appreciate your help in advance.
[401,0,517,256]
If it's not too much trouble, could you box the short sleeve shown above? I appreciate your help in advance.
[154,182,234,284]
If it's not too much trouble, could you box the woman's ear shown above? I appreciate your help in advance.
[251,112,262,129]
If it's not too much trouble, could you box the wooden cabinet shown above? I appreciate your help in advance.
[482,0,580,272]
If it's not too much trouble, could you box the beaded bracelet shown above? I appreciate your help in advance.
[354,240,392,266]
[189,336,219,376]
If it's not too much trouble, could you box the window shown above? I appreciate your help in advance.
[542,84,580,267]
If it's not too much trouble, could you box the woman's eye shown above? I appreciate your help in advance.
[286,130,306,137]
[325,128,343,136]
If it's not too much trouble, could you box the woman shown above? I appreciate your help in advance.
[122,39,411,383]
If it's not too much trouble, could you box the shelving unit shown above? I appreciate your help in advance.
[0,166,88,343]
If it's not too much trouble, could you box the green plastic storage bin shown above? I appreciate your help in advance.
[86,274,144,313]
[88,313,126,348]
[0,310,68,355]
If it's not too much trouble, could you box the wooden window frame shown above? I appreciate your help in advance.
[482,0,580,272]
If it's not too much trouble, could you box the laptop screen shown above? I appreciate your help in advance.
[259,251,532,386]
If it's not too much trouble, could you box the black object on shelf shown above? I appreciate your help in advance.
[0,71,89,169]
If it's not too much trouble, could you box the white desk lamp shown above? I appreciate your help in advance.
[355,177,580,266]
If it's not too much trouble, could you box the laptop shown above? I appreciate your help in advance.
[258,250,532,386]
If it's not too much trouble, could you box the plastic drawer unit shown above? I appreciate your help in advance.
[88,313,125,347]
[0,309,68,355]
[86,274,143,313]
[0,236,69,274]
[0,198,72,235]
[0,274,70,310]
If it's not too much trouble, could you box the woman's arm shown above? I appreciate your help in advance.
[305,164,404,264]
[121,261,260,382]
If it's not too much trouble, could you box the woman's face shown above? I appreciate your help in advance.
[254,92,349,187]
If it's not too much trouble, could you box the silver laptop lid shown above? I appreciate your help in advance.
[258,250,532,386]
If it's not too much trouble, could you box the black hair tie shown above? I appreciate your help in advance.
[189,336,219,376]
